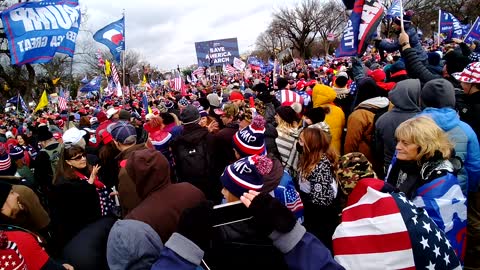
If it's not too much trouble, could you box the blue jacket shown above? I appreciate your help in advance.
[421,107,480,193]
[152,224,344,270]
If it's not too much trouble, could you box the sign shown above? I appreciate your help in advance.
[233,57,246,70]
[194,38,240,67]
[0,0,81,65]
[327,33,336,41]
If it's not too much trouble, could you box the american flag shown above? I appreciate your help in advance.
[224,64,236,75]
[349,81,357,96]
[333,179,462,270]
[58,89,68,111]
[276,89,303,105]
[174,71,183,91]
[0,238,26,270]
[192,66,204,76]
[111,62,122,96]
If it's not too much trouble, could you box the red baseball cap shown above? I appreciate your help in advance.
[229,91,244,101]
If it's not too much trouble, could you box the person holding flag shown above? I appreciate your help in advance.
[376,10,428,63]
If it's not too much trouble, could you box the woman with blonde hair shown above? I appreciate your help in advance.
[297,127,339,251]
[386,116,467,263]
[275,106,301,173]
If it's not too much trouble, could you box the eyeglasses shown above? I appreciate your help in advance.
[69,154,86,161]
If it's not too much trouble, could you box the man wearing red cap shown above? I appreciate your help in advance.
[229,91,245,108]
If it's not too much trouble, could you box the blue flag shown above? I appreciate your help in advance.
[336,0,384,57]
[0,0,81,65]
[93,17,125,63]
[440,10,463,40]
[386,0,401,18]
[464,17,480,44]
[80,76,102,92]
[6,94,28,112]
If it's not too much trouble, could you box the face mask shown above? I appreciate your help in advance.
[296,142,303,154]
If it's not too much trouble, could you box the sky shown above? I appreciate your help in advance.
[79,0,299,71]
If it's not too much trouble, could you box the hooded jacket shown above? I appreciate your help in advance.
[379,25,428,62]
[375,79,421,170]
[345,97,390,166]
[312,84,345,154]
[125,149,205,242]
[420,107,480,193]
[117,143,147,216]
[107,219,163,270]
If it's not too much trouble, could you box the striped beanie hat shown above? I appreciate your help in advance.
[220,155,271,198]
[9,146,24,161]
[232,115,266,157]
[0,144,13,175]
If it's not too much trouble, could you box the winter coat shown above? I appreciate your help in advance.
[376,79,421,170]
[379,26,428,62]
[312,84,345,154]
[144,123,173,164]
[125,153,205,242]
[456,90,480,142]
[151,224,343,270]
[33,142,61,193]
[205,211,289,269]
[116,143,148,216]
[401,48,462,89]
[345,97,390,164]
[264,123,280,160]
[49,176,103,249]
[213,122,239,172]
[421,107,480,193]
[276,127,301,172]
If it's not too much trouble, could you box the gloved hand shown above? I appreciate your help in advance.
[176,200,214,250]
[241,191,296,235]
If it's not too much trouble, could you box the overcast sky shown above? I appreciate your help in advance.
[78,0,299,70]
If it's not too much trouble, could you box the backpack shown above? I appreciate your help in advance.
[171,137,211,191]
[40,143,62,177]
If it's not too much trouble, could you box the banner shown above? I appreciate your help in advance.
[336,0,385,57]
[0,0,81,65]
[440,10,463,40]
[94,17,125,63]
[194,38,240,67]
[464,17,480,44]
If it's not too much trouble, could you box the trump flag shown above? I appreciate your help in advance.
[0,0,81,65]
[336,0,385,57]
[93,17,125,62]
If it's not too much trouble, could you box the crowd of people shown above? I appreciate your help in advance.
[0,10,478,270]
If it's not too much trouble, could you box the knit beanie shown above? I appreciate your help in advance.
[233,115,266,157]
[180,105,200,125]
[220,155,271,198]
[420,78,456,109]
[443,50,470,75]
[9,146,24,161]
[304,107,329,124]
[0,181,12,206]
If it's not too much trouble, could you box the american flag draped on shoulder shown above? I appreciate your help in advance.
[333,178,462,270]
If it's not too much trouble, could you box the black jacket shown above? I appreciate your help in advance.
[456,91,480,139]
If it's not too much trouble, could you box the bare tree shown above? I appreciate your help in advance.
[272,0,323,59]
[255,23,290,59]
[316,0,347,55]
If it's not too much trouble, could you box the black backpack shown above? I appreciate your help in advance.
[171,136,211,192]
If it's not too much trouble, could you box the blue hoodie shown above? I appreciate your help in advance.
[421,107,480,193]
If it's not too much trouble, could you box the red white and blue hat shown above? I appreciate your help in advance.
[453,62,480,84]
[232,115,266,157]
[220,155,272,198]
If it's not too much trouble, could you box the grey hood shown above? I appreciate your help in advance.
[107,219,164,270]
[388,79,421,112]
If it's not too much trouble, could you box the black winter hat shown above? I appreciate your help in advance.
[443,50,470,75]
[180,105,200,125]
[276,106,299,125]
[304,107,330,124]
[276,78,288,90]
[37,125,53,142]
[420,78,456,109]
[252,83,269,93]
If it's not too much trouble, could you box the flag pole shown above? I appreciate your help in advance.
[438,9,441,47]
[399,0,404,32]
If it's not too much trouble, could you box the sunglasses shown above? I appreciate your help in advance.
[69,154,86,161]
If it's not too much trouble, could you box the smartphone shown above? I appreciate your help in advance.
[211,201,253,227]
